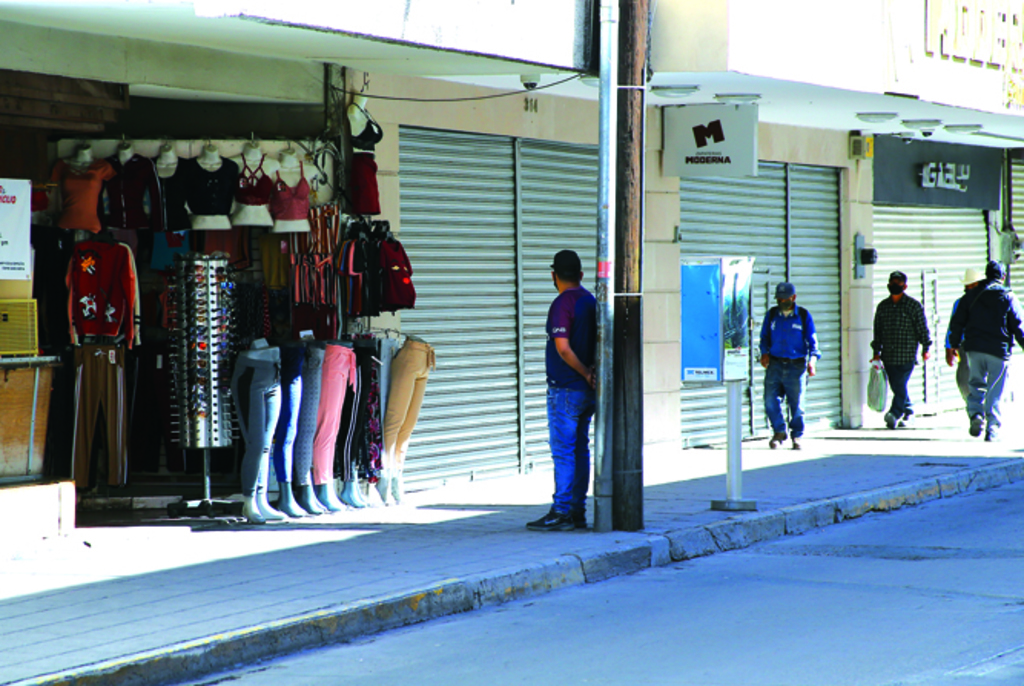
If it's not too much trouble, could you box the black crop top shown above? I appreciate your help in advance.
[152,157,190,231]
[183,157,239,216]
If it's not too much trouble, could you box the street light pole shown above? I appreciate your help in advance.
[593,0,618,534]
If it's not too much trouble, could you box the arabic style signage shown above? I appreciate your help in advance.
[0,179,32,280]
[873,136,1001,210]
[662,104,758,178]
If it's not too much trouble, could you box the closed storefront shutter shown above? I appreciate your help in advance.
[1012,161,1024,229]
[677,163,788,445]
[871,206,988,413]
[788,165,843,427]
[398,127,521,487]
[518,139,599,471]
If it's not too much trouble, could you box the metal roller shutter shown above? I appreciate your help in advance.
[788,165,843,428]
[518,139,599,471]
[678,163,788,445]
[1012,161,1024,229]
[871,206,988,413]
[398,127,520,487]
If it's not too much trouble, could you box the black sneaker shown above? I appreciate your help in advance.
[969,414,984,437]
[570,510,587,530]
[526,509,574,532]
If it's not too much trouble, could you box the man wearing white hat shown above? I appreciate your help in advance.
[947,261,1024,441]
[945,267,985,401]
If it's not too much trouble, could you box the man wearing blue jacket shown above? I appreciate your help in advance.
[759,282,821,450]
[946,260,1024,442]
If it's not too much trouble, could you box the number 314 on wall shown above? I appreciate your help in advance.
[524,97,538,113]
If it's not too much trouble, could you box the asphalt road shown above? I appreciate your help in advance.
[187,480,1024,686]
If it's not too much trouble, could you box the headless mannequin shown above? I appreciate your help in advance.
[230,141,278,227]
[348,95,370,139]
[116,139,135,165]
[68,143,94,171]
[270,148,311,234]
[273,340,309,518]
[191,144,232,230]
[295,339,329,515]
[239,343,288,524]
[155,143,178,179]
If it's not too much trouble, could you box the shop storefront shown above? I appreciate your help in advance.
[676,162,843,446]
[870,136,1002,414]
[397,126,599,489]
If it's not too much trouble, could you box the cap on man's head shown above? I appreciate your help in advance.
[551,249,583,278]
[986,260,1006,282]
[889,270,908,283]
[775,282,796,299]
[961,267,985,285]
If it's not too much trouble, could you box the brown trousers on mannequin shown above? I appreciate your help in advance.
[382,340,435,471]
[72,345,128,488]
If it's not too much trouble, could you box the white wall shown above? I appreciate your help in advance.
[0,20,323,104]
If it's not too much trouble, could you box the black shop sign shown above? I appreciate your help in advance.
[873,136,1001,210]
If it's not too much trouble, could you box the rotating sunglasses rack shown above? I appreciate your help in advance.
[167,253,242,518]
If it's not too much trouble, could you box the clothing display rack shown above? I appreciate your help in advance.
[166,253,242,518]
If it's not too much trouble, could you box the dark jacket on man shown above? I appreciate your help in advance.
[947,279,1024,360]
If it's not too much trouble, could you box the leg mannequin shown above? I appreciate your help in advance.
[311,342,356,511]
[292,342,327,515]
[231,348,282,524]
[271,343,308,517]
[382,340,434,505]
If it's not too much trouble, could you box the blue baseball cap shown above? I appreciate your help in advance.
[775,282,796,299]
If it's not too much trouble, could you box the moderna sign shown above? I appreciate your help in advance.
[662,104,758,178]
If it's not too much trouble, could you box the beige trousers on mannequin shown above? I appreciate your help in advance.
[382,340,435,470]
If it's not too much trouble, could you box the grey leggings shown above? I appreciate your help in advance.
[231,348,281,498]
[291,341,326,487]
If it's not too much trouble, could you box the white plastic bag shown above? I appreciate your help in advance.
[867,360,888,413]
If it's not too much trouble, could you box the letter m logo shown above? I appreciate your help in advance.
[692,120,725,148]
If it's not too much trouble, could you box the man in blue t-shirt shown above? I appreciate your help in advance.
[527,249,597,532]
[759,281,821,450]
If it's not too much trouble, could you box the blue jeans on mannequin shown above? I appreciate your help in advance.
[764,361,806,438]
[547,386,595,515]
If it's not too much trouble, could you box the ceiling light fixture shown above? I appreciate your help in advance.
[901,119,943,130]
[580,75,599,88]
[855,112,898,123]
[713,93,761,104]
[651,85,700,97]
[944,124,983,134]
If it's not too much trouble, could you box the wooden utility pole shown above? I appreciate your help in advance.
[612,0,647,531]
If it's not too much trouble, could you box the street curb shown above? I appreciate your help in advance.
[11,459,1023,686]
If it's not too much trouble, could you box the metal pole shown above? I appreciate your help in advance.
[725,379,742,500]
[593,0,619,534]
[712,379,757,511]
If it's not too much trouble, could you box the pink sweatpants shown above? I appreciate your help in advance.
[311,343,357,485]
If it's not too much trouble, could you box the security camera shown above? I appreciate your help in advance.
[921,129,934,137]
[521,74,541,91]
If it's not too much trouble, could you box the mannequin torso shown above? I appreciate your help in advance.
[186,146,237,231]
[230,142,278,227]
[155,144,178,179]
[270,149,310,233]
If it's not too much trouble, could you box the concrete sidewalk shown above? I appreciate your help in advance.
[2,417,1023,686]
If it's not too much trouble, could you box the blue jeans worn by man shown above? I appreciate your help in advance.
[965,350,1009,438]
[547,386,596,516]
[883,362,916,426]
[764,359,807,443]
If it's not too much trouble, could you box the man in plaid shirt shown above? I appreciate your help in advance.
[871,270,932,428]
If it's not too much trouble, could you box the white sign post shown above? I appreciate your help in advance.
[0,179,32,281]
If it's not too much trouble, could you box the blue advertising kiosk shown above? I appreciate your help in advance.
[681,256,757,511]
